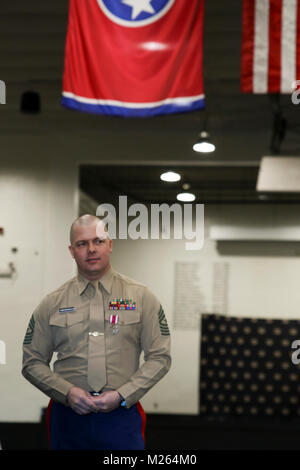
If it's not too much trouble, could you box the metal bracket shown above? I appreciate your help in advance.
[0,262,16,278]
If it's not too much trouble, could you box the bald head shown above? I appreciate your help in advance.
[70,214,108,245]
[69,214,112,280]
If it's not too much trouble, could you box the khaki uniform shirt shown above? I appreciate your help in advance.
[22,268,171,408]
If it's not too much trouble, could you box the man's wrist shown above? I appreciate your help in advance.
[117,392,127,407]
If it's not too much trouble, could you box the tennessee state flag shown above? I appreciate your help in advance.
[62,0,205,117]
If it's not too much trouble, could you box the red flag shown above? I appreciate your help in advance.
[241,0,300,93]
[62,0,205,117]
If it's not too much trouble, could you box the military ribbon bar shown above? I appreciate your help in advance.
[109,299,136,310]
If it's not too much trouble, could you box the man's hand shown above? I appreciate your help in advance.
[67,386,99,415]
[91,391,122,413]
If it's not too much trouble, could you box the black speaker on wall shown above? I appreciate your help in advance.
[20,91,41,114]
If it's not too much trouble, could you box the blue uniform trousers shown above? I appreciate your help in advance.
[47,400,146,450]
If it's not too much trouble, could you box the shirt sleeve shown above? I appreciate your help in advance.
[22,295,74,405]
[117,287,171,408]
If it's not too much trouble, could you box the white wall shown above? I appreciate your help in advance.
[0,150,78,422]
[1,153,300,421]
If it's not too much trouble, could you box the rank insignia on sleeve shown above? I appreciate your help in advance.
[23,314,35,345]
[109,298,136,310]
[158,305,170,336]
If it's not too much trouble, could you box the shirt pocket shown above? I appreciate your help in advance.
[105,310,141,350]
[49,312,68,352]
[49,307,87,353]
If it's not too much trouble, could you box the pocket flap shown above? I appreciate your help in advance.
[106,310,141,325]
[67,311,85,326]
[49,311,85,327]
[49,313,67,327]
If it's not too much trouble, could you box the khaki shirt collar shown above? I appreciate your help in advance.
[98,267,114,294]
[76,266,114,295]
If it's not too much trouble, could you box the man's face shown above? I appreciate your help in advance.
[69,221,112,280]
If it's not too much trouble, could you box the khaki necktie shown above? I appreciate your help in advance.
[87,281,107,392]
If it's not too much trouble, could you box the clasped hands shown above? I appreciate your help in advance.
[67,386,122,415]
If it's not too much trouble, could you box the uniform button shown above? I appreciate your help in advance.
[89,331,104,337]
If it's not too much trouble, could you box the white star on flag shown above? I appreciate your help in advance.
[122,0,155,20]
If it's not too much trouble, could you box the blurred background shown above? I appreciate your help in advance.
[1,0,300,450]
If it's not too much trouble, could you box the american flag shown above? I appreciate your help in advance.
[241,0,300,93]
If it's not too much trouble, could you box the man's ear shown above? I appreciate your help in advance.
[68,245,75,258]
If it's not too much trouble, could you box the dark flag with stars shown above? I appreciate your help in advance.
[200,314,300,420]
[62,0,205,117]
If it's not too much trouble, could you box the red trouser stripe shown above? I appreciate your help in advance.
[46,399,53,449]
[136,401,147,444]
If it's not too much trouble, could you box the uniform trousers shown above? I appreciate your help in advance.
[46,399,146,450]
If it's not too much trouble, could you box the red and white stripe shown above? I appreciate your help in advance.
[241,0,300,93]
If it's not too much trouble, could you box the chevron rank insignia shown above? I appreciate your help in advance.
[23,315,35,345]
[158,305,170,336]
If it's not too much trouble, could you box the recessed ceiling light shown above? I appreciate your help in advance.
[176,192,196,202]
[160,171,181,182]
[193,141,216,153]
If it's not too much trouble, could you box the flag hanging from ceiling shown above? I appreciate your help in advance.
[241,0,300,93]
[62,0,205,117]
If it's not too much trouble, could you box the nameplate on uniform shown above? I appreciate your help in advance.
[109,299,136,310]
[59,307,76,313]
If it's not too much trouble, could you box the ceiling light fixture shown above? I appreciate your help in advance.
[257,193,270,201]
[193,130,215,153]
[160,171,181,182]
[177,192,196,202]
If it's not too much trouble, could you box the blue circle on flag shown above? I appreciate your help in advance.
[98,0,174,26]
